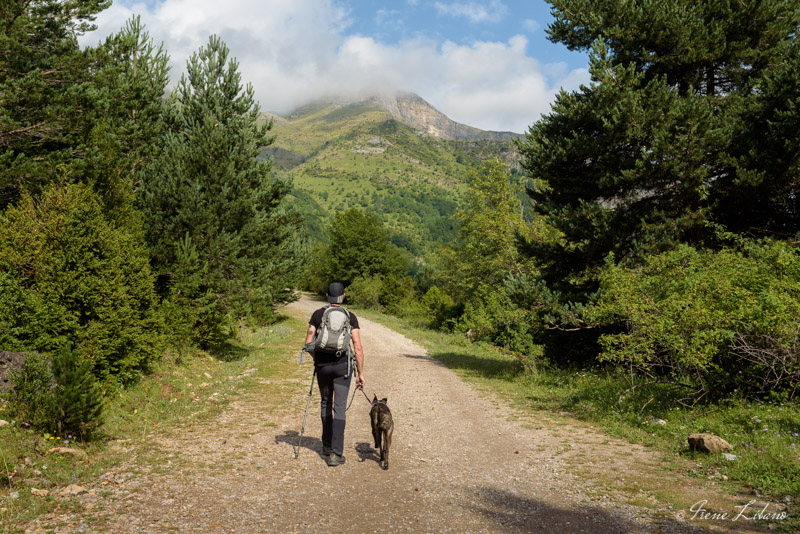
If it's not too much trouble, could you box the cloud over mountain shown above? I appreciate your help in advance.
[81,0,589,133]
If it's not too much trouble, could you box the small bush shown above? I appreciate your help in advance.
[51,343,104,438]
[420,286,458,329]
[347,275,384,310]
[7,353,54,429]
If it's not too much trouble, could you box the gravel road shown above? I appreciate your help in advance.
[24,295,777,533]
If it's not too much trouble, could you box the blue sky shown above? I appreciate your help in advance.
[82,1,590,133]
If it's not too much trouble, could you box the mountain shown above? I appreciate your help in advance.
[262,92,525,257]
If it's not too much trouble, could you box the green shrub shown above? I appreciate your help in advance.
[0,183,162,384]
[378,274,421,317]
[6,353,54,430]
[51,343,104,438]
[587,241,800,399]
[347,275,384,310]
[420,286,458,329]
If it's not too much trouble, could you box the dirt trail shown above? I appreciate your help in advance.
[24,296,777,533]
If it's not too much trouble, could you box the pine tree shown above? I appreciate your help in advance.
[517,0,800,323]
[140,36,309,344]
[52,343,103,438]
[81,15,171,222]
[0,0,110,207]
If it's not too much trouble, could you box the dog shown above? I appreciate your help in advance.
[370,395,393,470]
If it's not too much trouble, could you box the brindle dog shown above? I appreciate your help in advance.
[370,395,393,470]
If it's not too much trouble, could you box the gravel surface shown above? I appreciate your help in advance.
[23,296,779,533]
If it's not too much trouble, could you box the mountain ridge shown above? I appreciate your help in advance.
[264,91,521,142]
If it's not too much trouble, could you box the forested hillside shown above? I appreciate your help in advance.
[263,94,522,256]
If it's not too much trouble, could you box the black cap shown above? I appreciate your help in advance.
[327,282,345,303]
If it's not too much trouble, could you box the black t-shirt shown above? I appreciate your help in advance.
[309,306,359,365]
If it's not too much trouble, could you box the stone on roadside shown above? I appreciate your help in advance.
[722,452,737,461]
[0,420,9,427]
[31,488,49,497]
[46,447,88,459]
[649,418,667,426]
[61,484,86,496]
[688,433,734,453]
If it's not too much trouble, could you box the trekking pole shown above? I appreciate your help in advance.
[295,349,316,459]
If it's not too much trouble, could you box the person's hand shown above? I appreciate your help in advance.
[356,373,365,390]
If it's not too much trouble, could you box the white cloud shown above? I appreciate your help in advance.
[80,0,589,133]
[522,18,540,33]
[433,1,508,24]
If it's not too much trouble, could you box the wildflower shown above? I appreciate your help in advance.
[792,444,796,447]
[755,418,761,423]
[793,433,799,437]
[733,388,737,392]
[64,440,69,445]
[763,427,769,431]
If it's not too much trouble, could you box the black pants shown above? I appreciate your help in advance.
[315,360,351,456]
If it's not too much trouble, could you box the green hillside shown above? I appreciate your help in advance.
[262,97,521,256]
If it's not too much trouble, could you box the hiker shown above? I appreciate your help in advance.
[304,282,365,466]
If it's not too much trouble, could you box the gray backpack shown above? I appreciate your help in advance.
[314,306,352,356]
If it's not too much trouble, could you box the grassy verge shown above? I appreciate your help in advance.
[352,305,800,530]
[0,314,305,533]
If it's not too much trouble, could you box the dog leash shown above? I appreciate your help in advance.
[346,386,373,411]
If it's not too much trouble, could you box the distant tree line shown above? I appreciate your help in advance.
[0,1,308,435]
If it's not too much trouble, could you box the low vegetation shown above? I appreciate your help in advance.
[0,316,304,532]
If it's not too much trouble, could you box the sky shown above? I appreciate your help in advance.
[80,1,590,133]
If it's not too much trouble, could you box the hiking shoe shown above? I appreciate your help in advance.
[326,453,346,467]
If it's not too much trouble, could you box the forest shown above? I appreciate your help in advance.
[1,0,799,511]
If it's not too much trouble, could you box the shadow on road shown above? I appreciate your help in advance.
[401,353,448,367]
[355,441,380,465]
[470,486,710,534]
[430,351,521,380]
[275,429,324,457]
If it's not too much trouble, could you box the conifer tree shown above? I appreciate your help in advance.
[516,0,800,327]
[140,36,308,344]
[52,343,103,438]
[82,15,170,222]
[0,0,110,207]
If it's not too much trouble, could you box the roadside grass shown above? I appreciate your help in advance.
[352,306,800,529]
[0,314,305,533]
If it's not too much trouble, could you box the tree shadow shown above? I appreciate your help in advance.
[470,486,710,533]
[426,351,522,380]
[210,340,252,362]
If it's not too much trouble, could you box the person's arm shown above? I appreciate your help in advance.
[351,328,365,390]
[304,324,316,346]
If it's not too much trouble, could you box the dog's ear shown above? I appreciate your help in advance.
[372,394,377,403]
[380,397,387,404]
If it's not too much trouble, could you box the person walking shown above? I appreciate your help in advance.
[304,282,365,466]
